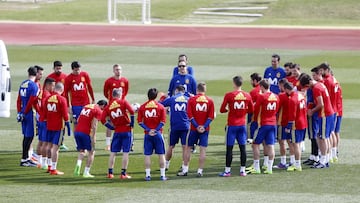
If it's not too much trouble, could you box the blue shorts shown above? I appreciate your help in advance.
[21,112,35,137]
[74,131,93,151]
[47,130,62,145]
[307,115,319,139]
[111,132,132,153]
[72,106,84,124]
[335,116,342,134]
[279,126,291,140]
[187,130,209,147]
[290,129,306,143]
[169,129,189,146]
[144,133,166,155]
[226,125,247,146]
[318,115,335,139]
[254,125,276,145]
[38,121,47,142]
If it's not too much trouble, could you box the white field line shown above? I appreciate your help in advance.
[198,7,268,11]
[193,11,263,17]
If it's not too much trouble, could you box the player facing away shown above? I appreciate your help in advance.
[168,60,197,97]
[101,88,135,179]
[250,80,280,174]
[283,82,307,172]
[178,82,215,177]
[219,76,253,177]
[46,60,69,151]
[160,85,190,171]
[36,78,55,170]
[17,67,40,167]
[103,64,129,151]
[138,88,167,181]
[263,54,286,95]
[74,100,107,178]
[300,70,334,169]
[64,61,95,134]
[44,82,71,175]
[172,54,194,77]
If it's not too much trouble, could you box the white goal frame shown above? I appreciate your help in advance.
[108,0,151,24]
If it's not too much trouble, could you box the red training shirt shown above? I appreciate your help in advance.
[137,100,166,134]
[187,93,215,131]
[75,104,103,135]
[44,92,69,131]
[101,98,134,133]
[253,91,279,126]
[220,90,253,126]
[64,71,94,106]
[103,76,129,101]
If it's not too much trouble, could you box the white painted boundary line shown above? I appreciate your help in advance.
[193,11,263,17]
[198,7,268,11]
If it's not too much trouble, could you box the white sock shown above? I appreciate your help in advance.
[314,156,319,162]
[295,160,301,168]
[160,168,166,177]
[106,137,111,146]
[263,156,269,168]
[309,154,315,160]
[42,157,47,166]
[77,160,82,166]
[225,167,231,173]
[197,168,203,174]
[240,166,245,173]
[145,168,151,177]
[48,158,52,166]
[28,150,33,159]
[332,148,337,158]
[183,165,189,173]
[320,154,326,165]
[280,155,286,165]
[51,162,57,170]
[165,160,170,169]
[84,167,90,174]
[268,160,274,172]
[254,160,260,171]
[38,155,42,165]
[290,155,295,165]
[326,153,330,163]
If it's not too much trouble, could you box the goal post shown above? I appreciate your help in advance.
[108,0,151,24]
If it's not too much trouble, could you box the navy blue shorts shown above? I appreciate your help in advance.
[47,130,62,145]
[254,125,276,145]
[334,116,342,134]
[226,125,247,146]
[75,131,93,151]
[38,121,47,142]
[318,115,335,139]
[187,130,209,147]
[111,132,132,153]
[144,133,165,155]
[72,106,84,124]
[169,129,189,146]
[290,129,306,143]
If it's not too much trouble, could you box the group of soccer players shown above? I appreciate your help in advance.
[16,53,342,180]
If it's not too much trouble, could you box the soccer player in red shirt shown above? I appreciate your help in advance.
[37,78,55,170]
[101,88,135,179]
[284,82,307,172]
[178,82,215,177]
[275,79,295,170]
[46,61,69,151]
[73,100,107,178]
[103,64,129,150]
[44,83,71,175]
[300,69,334,169]
[138,88,167,181]
[334,82,343,158]
[219,76,253,177]
[318,63,339,162]
[64,61,95,130]
[250,80,279,174]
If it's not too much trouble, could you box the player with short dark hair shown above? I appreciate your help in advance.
[64,61,95,132]
[219,76,253,177]
[300,69,334,169]
[160,85,190,171]
[263,54,286,94]
[73,100,107,178]
[168,60,197,97]
[101,88,135,179]
[138,88,167,181]
[17,67,40,167]
[250,80,280,174]
[103,64,129,151]
[37,78,55,170]
[283,82,307,172]
[178,82,215,177]
[44,82,71,175]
